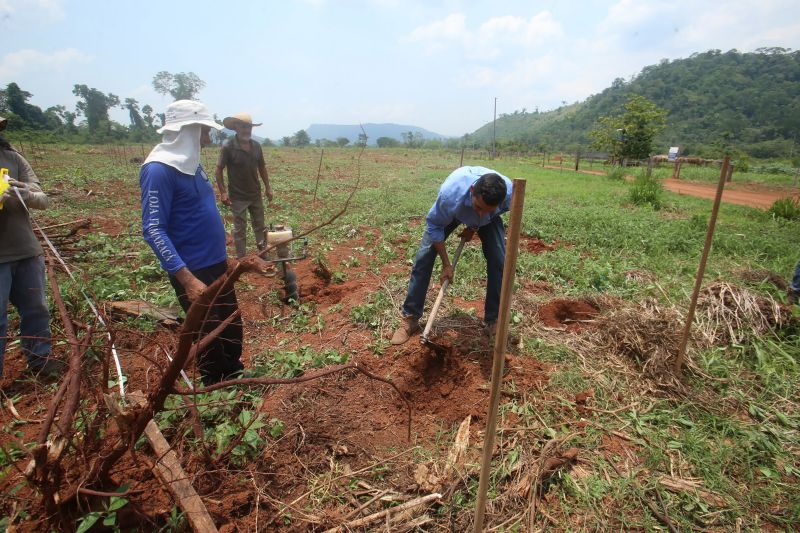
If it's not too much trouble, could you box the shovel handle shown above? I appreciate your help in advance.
[422,236,467,341]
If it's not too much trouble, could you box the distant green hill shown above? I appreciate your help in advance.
[472,49,800,158]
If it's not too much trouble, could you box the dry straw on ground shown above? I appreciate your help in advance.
[694,281,792,347]
[594,299,685,389]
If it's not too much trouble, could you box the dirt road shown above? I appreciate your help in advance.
[660,178,794,209]
[545,165,797,209]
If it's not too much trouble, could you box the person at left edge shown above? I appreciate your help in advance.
[139,100,244,385]
[0,115,62,379]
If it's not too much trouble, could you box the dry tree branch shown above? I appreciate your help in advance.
[28,252,96,512]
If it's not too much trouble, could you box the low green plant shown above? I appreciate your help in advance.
[350,291,392,329]
[252,346,349,377]
[158,507,186,532]
[628,171,664,209]
[606,166,626,180]
[76,490,129,533]
[766,196,800,220]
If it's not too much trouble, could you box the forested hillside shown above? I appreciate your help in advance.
[472,49,800,158]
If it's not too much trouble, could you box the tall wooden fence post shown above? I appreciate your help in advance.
[725,163,734,182]
[646,156,654,178]
[674,156,730,373]
[672,159,682,179]
[473,179,526,532]
[574,148,581,172]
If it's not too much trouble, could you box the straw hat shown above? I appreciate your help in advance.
[223,112,262,129]
[0,116,7,131]
[157,100,223,134]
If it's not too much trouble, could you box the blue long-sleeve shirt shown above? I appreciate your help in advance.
[140,162,227,274]
[425,166,513,242]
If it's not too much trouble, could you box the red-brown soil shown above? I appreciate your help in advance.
[660,178,794,209]
[521,235,557,254]
[537,298,600,332]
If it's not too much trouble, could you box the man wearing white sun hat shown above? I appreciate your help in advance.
[139,100,245,385]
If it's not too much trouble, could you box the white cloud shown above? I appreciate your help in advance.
[0,48,90,79]
[480,12,563,47]
[0,0,64,20]
[404,12,468,49]
[598,0,669,33]
[470,12,563,59]
[405,11,564,59]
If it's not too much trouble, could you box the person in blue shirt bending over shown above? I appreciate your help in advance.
[140,100,245,385]
[390,167,513,345]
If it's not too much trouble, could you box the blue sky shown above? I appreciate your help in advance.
[2,0,799,139]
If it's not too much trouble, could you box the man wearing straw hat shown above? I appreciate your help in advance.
[0,115,63,379]
[139,100,245,385]
[215,112,273,259]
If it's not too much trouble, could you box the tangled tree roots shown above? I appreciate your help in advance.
[695,281,793,346]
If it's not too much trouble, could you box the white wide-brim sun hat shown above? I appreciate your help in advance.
[157,100,224,134]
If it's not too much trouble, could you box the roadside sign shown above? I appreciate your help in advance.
[668,146,679,161]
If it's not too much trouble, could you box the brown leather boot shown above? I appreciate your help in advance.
[390,316,420,345]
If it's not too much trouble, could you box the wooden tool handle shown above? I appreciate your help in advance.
[421,236,467,340]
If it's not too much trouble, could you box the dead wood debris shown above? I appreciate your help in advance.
[694,281,793,346]
[594,299,685,389]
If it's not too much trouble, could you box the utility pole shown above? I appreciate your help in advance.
[492,97,497,159]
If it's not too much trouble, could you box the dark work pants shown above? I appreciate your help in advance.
[401,216,506,323]
[169,261,244,385]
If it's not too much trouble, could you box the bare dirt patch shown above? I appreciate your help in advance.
[521,235,557,254]
[537,298,600,332]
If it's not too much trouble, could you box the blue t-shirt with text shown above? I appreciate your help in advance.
[140,162,227,274]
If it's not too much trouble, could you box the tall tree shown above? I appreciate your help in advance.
[376,136,399,148]
[141,104,155,129]
[589,94,666,161]
[72,84,120,133]
[293,129,310,147]
[2,82,48,128]
[152,71,206,100]
[124,98,144,129]
[402,131,421,148]
[43,105,66,129]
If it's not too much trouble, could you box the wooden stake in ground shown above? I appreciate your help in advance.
[127,391,219,533]
[674,155,730,373]
[312,148,324,205]
[473,178,526,532]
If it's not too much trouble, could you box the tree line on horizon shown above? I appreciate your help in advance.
[0,72,466,150]
[474,48,800,160]
[0,71,214,144]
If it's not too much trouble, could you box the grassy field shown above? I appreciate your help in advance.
[2,145,798,531]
